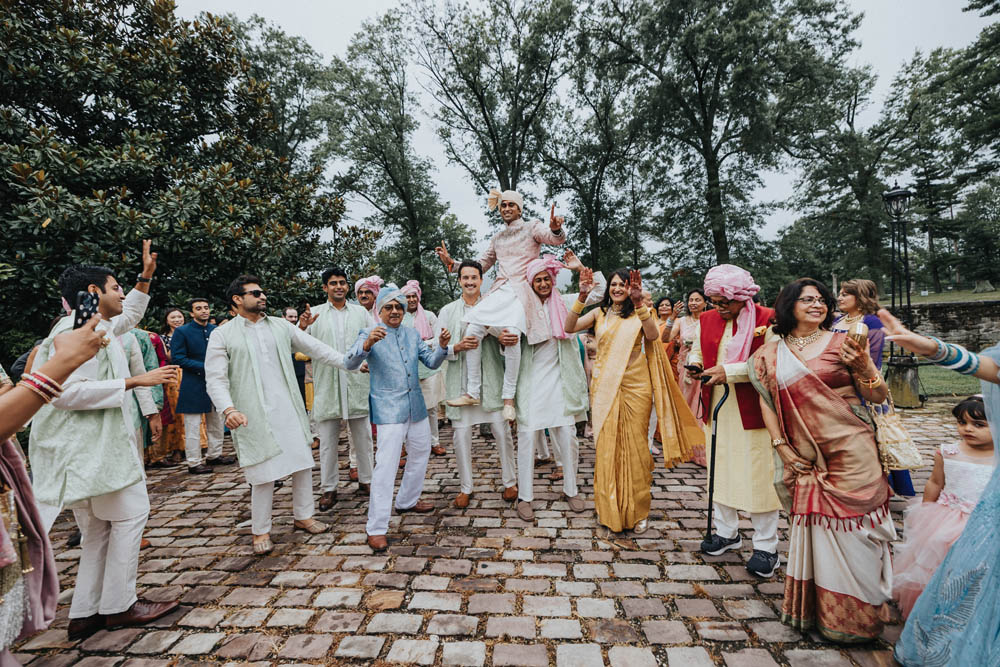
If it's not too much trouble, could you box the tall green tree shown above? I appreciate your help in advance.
[585,0,860,264]
[0,0,376,366]
[954,177,1000,292]
[408,0,575,197]
[318,13,468,308]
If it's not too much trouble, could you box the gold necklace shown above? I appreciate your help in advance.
[786,329,823,351]
[843,313,863,325]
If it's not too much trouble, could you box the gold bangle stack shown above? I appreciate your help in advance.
[570,299,586,315]
[858,374,882,389]
[635,305,651,321]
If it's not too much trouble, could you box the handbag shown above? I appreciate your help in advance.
[866,391,924,473]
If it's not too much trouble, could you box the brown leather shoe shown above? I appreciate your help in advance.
[105,599,179,630]
[501,485,518,502]
[188,463,212,474]
[396,500,434,514]
[140,537,152,550]
[516,501,535,522]
[566,494,586,513]
[67,613,104,641]
[431,445,447,456]
[357,482,370,495]
[453,493,471,509]
[318,491,337,512]
[349,467,359,481]
[367,534,388,552]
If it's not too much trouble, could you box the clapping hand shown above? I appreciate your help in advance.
[628,270,643,307]
[578,267,594,301]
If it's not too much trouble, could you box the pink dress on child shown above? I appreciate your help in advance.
[892,442,995,618]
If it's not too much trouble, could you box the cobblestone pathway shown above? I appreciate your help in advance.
[14,401,958,666]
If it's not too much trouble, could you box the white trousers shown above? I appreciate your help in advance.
[69,494,149,618]
[464,323,521,400]
[518,425,579,502]
[535,432,563,467]
[251,469,314,535]
[317,416,374,490]
[366,418,432,536]
[714,502,780,553]
[183,412,224,466]
[453,413,516,494]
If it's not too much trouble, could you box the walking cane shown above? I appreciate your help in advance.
[699,380,731,551]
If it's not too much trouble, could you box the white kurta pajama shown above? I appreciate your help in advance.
[29,290,152,619]
[205,316,347,535]
[513,301,589,503]
[438,297,516,495]
[306,301,374,491]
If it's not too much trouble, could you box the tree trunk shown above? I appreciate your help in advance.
[704,157,729,264]
[973,280,996,293]
[927,228,942,293]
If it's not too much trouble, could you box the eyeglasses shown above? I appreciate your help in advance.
[796,296,827,306]
[242,289,266,298]
[382,303,404,312]
[708,298,731,308]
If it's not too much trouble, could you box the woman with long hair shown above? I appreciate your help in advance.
[833,279,914,496]
[749,278,894,643]
[565,267,703,534]
[666,289,708,465]
[160,307,187,464]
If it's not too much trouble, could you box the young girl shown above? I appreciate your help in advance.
[892,395,995,618]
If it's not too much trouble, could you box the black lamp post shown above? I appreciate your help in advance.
[882,181,923,407]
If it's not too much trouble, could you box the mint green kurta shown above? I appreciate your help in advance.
[307,302,370,421]
[515,334,589,427]
[438,297,505,421]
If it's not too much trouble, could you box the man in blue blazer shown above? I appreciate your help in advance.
[173,298,236,474]
[344,284,450,552]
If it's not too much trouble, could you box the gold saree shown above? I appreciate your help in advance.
[591,310,704,531]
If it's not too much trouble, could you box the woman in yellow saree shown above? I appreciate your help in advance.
[565,266,704,534]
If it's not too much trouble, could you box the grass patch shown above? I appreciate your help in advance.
[905,289,1000,305]
[918,365,982,397]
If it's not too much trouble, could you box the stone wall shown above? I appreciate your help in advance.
[903,299,1000,352]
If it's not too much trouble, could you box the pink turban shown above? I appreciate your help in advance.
[526,255,569,340]
[355,274,384,322]
[400,280,434,339]
[703,264,760,364]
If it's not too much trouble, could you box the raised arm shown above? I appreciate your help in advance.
[565,266,598,334]
[878,308,999,384]
[111,289,151,336]
[289,322,345,370]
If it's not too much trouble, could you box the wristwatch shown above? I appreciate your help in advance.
[136,275,152,283]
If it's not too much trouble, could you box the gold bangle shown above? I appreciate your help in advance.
[771,437,787,448]
[19,381,51,404]
[858,374,882,389]
[637,309,651,321]
[570,299,586,315]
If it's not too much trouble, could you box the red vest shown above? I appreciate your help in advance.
[699,305,775,430]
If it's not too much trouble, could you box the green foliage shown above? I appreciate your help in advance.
[954,178,1000,285]
[0,0,378,366]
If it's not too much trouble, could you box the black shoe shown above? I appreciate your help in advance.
[67,613,104,641]
[206,455,236,466]
[188,463,212,474]
[274,479,284,489]
[746,550,780,578]
[67,529,82,548]
[700,533,742,556]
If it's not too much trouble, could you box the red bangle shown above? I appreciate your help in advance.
[20,377,57,403]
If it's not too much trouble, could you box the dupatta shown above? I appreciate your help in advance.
[591,311,703,466]
[749,337,889,528]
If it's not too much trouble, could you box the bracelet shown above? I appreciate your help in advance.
[665,319,674,326]
[19,378,56,403]
[136,275,152,284]
[223,407,237,416]
[20,372,64,402]
[771,437,787,448]
[570,299,586,315]
[857,374,882,389]
[26,371,64,395]
[635,306,651,321]
[928,336,948,362]
[934,341,981,375]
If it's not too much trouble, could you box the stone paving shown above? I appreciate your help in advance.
[13,400,959,666]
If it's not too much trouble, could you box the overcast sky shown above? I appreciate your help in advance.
[175,0,991,255]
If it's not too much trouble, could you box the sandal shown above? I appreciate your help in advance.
[549,470,564,481]
[253,536,273,554]
[294,519,328,534]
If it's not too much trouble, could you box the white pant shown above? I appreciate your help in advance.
[453,413,516,494]
[714,502,780,553]
[317,416,374,490]
[465,323,521,400]
[69,492,149,618]
[518,426,579,502]
[366,418,432,535]
[183,412,224,466]
[251,469,314,535]
[535,432,563,467]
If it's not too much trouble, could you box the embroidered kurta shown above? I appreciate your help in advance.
[344,325,447,425]
[205,316,346,484]
[689,319,781,513]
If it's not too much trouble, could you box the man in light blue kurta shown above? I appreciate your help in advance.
[344,284,450,552]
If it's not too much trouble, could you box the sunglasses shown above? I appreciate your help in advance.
[241,289,266,298]
[708,298,732,308]
[382,303,405,312]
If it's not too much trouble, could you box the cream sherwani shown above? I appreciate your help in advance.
[689,320,780,552]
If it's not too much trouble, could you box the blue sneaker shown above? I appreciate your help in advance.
[700,533,742,556]
[746,550,780,578]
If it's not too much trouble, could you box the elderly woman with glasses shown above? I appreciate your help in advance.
[747,277,894,643]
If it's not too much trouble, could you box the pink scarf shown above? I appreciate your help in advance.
[703,264,760,364]
[400,280,434,339]
[525,255,569,340]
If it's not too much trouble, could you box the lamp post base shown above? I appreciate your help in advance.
[886,356,923,408]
